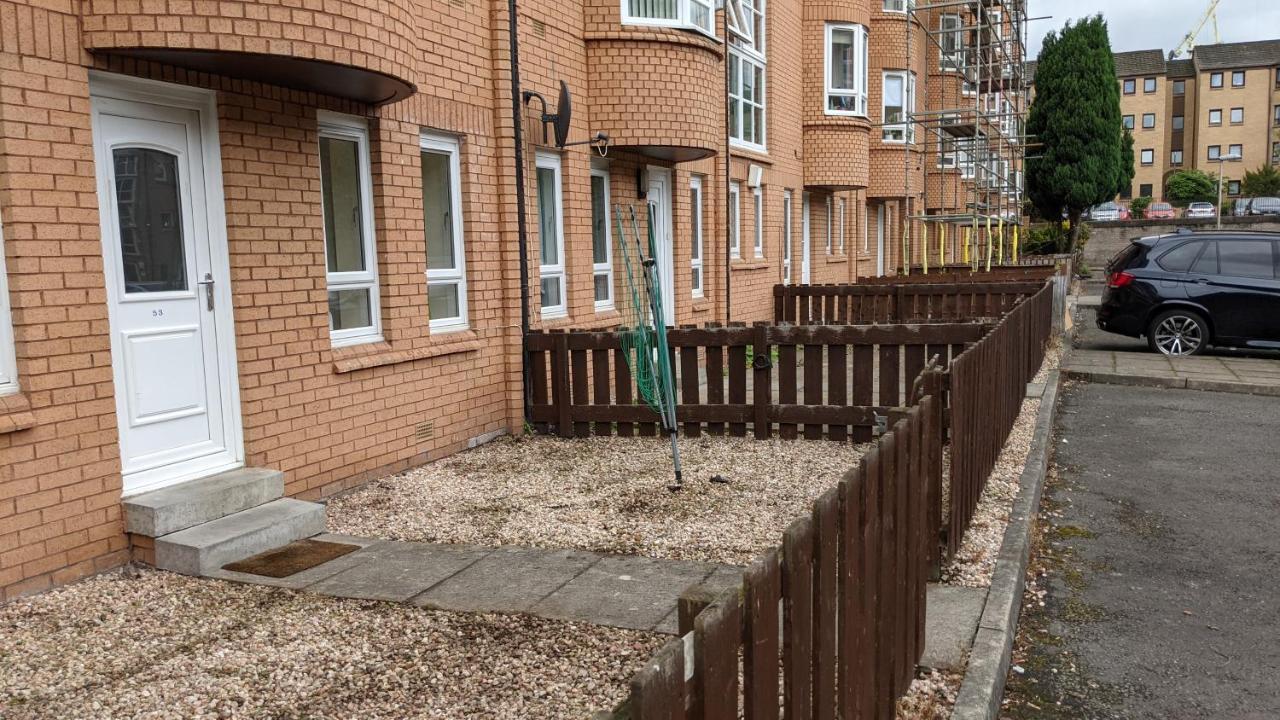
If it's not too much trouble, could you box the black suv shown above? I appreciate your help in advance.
[1097,230,1280,356]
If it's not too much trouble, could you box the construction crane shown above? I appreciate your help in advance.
[1168,0,1222,59]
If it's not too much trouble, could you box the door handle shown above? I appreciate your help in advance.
[197,273,214,311]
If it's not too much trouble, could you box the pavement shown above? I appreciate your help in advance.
[1065,294,1280,395]
[1001,383,1280,719]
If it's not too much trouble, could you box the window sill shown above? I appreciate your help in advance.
[731,260,770,271]
[331,332,483,374]
[729,144,772,164]
[691,297,712,312]
[825,255,848,264]
[0,392,35,434]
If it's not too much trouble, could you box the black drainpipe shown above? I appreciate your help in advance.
[506,0,532,423]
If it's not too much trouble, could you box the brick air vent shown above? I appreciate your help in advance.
[415,421,435,442]
[532,19,547,37]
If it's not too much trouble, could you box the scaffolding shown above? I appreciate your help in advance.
[902,0,1031,271]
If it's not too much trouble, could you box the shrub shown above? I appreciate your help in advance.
[1128,196,1152,219]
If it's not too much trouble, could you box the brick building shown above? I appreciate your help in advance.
[0,0,1026,599]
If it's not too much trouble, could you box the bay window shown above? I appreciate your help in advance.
[318,112,382,346]
[421,132,468,332]
[536,151,567,319]
[621,0,714,37]
[590,162,614,311]
[825,23,869,116]
[729,0,766,149]
[882,71,916,143]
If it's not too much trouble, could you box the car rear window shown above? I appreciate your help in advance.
[1156,240,1204,272]
[1218,240,1275,279]
[1108,241,1143,272]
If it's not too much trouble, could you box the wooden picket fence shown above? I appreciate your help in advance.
[852,265,1057,285]
[772,281,1044,326]
[525,323,985,442]
[603,370,946,720]
[945,280,1053,558]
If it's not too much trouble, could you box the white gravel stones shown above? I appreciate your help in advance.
[896,668,962,719]
[328,435,869,566]
[0,569,663,720]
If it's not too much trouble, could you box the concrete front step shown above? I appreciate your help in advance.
[124,467,285,537]
[154,498,326,576]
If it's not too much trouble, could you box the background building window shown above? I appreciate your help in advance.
[1139,183,1153,197]
[729,0,766,149]
[1122,114,1135,130]
[690,176,704,298]
[1142,113,1155,129]
[882,71,915,143]
[825,23,869,115]
[1274,105,1280,125]
[1173,79,1185,95]
[1210,72,1223,88]
[882,0,913,11]
[1143,77,1156,93]
[1209,108,1222,125]
[1229,143,1243,157]
[939,15,963,71]
[1140,149,1154,165]
[1171,149,1184,165]
[837,198,846,253]
[729,182,741,258]
[621,0,714,36]
[1271,141,1279,164]
[1228,180,1241,195]
[421,132,468,331]
[1230,107,1244,124]
[1172,115,1184,131]
[1208,145,1222,160]
[1232,70,1245,87]
[590,163,613,311]
[318,113,381,346]
[825,197,833,254]
[536,151,567,319]
[782,190,792,284]
[0,211,16,396]
[1122,78,1136,94]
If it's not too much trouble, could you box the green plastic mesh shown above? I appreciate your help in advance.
[613,205,674,418]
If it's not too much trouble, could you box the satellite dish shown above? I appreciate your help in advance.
[552,80,572,149]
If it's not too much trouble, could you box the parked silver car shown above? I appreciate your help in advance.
[1248,197,1280,216]
[1233,198,1254,216]
[1185,202,1216,218]
[1090,202,1123,221]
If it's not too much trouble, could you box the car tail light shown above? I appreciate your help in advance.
[1107,271,1135,289]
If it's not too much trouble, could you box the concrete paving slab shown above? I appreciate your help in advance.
[206,534,384,590]
[531,554,720,632]
[411,546,601,614]
[308,541,491,602]
[921,584,987,670]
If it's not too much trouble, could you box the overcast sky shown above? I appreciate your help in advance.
[1027,0,1280,59]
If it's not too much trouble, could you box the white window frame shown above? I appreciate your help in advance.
[420,132,469,333]
[939,15,963,71]
[752,185,764,257]
[881,71,915,144]
[0,211,17,396]
[590,162,614,312]
[536,150,567,320]
[620,0,715,38]
[690,175,704,298]
[883,0,913,12]
[729,0,767,151]
[824,23,869,117]
[729,181,742,258]
[318,111,382,347]
[782,189,792,284]
[825,196,833,254]
[837,198,846,253]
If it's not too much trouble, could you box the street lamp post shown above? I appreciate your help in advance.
[1214,152,1242,229]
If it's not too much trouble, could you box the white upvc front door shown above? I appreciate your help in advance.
[646,167,676,326]
[91,75,242,496]
[801,192,812,284]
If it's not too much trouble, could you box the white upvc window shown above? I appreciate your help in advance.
[825,23,869,116]
[690,176,704,298]
[421,132,468,333]
[536,151,567,319]
[882,71,916,143]
[782,189,793,284]
[940,15,963,70]
[621,0,714,37]
[0,211,17,396]
[752,186,764,257]
[989,8,1002,40]
[837,198,846,253]
[590,162,614,311]
[883,0,913,12]
[825,196,833,254]
[729,181,742,258]
[729,0,766,150]
[318,112,382,347]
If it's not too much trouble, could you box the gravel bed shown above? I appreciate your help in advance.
[328,435,869,566]
[941,348,1060,588]
[0,569,662,720]
[896,668,963,719]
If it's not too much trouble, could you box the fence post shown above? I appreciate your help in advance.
[551,330,572,438]
[753,323,771,440]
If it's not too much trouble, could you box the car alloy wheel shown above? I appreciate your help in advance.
[1153,314,1204,356]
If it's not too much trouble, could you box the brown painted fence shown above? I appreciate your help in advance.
[605,371,946,720]
[852,265,1057,285]
[772,281,1044,326]
[525,323,984,442]
[945,281,1053,558]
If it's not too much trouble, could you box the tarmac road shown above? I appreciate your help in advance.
[1002,382,1280,719]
